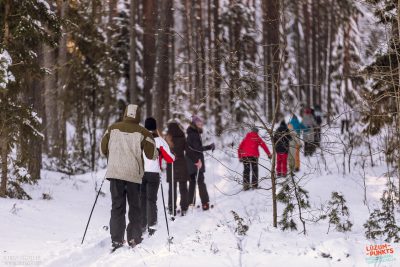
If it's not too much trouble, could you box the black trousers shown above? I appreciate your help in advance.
[242,157,259,188]
[314,127,321,147]
[304,142,316,156]
[109,179,142,244]
[140,172,160,229]
[168,181,189,212]
[189,171,210,205]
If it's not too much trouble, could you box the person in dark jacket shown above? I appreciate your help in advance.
[141,117,175,235]
[273,120,292,177]
[238,127,272,190]
[303,108,318,156]
[313,105,323,147]
[166,121,190,216]
[186,115,215,211]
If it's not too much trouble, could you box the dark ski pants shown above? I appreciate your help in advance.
[314,127,321,147]
[109,178,142,244]
[189,171,210,205]
[242,157,259,188]
[140,172,160,229]
[168,181,189,212]
[304,142,316,156]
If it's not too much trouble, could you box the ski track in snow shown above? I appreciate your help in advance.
[0,129,399,267]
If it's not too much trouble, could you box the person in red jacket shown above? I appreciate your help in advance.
[238,127,272,190]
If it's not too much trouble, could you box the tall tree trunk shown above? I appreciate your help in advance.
[184,0,194,105]
[56,0,68,160]
[155,0,173,128]
[264,0,280,227]
[206,0,213,117]
[265,0,280,121]
[194,1,200,103]
[21,53,43,182]
[43,45,59,157]
[168,0,175,122]
[0,0,10,197]
[326,0,334,124]
[198,0,207,116]
[262,0,268,116]
[343,21,351,101]
[303,0,311,106]
[311,0,317,106]
[129,0,138,104]
[90,0,99,171]
[294,1,303,103]
[143,0,158,117]
[397,0,400,199]
[102,0,117,128]
[316,0,322,105]
[213,0,223,135]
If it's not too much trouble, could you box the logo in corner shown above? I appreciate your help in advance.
[365,243,396,264]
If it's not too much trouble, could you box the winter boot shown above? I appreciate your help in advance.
[168,208,177,216]
[128,238,142,248]
[111,241,124,252]
[202,203,210,211]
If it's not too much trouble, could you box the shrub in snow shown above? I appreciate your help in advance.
[42,192,52,200]
[364,187,400,243]
[7,181,31,200]
[321,192,353,233]
[277,174,310,234]
[231,211,249,236]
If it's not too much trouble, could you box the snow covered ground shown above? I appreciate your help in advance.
[0,129,398,267]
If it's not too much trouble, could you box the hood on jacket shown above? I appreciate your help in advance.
[277,120,288,132]
[290,115,299,124]
[123,104,140,123]
[187,123,203,134]
[245,131,259,138]
[167,122,185,137]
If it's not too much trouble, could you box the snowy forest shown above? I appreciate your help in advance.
[1,0,400,266]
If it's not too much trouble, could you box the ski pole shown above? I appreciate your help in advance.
[171,162,175,221]
[160,179,173,247]
[192,168,200,211]
[81,176,106,245]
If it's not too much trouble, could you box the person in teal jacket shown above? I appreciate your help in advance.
[289,115,307,135]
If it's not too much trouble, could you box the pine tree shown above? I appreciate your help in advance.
[0,0,60,198]
[277,174,311,234]
[364,186,400,243]
[322,192,353,233]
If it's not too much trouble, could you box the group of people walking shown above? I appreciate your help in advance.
[100,104,214,251]
[238,106,323,189]
[100,103,322,251]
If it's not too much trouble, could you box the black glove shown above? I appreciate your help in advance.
[210,143,215,152]
[239,158,243,163]
[268,154,272,160]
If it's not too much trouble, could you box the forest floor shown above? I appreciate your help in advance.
[0,128,398,267]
